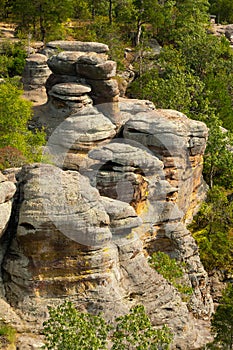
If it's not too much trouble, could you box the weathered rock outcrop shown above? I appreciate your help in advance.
[0,171,16,299]
[0,41,214,349]
[45,46,119,108]
[3,164,210,349]
[42,40,109,56]
[123,107,208,222]
[0,172,16,239]
[22,54,51,90]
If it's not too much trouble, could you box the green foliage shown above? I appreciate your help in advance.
[0,321,16,347]
[0,79,45,168]
[203,115,233,189]
[0,40,27,77]
[208,283,233,349]
[210,0,233,24]
[43,301,173,350]
[43,301,110,350]
[112,305,173,350]
[11,0,75,41]
[190,186,233,273]
[149,251,193,297]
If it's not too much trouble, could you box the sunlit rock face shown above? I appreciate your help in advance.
[123,107,208,223]
[2,163,210,349]
[0,41,213,349]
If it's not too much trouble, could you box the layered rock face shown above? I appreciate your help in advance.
[3,163,210,349]
[45,41,119,110]
[0,172,16,238]
[1,41,214,349]
[0,171,16,297]
[22,53,51,91]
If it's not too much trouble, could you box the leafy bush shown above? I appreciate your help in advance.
[0,40,27,77]
[43,301,110,350]
[112,304,172,350]
[0,321,16,348]
[149,251,193,296]
[0,79,46,169]
[189,186,233,273]
[207,283,233,349]
[0,146,26,170]
[43,301,173,350]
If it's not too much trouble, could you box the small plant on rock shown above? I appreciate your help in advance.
[149,251,193,297]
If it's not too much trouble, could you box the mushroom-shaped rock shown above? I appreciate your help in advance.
[48,82,93,111]
[87,141,166,213]
[89,140,163,172]
[123,109,208,156]
[123,108,208,222]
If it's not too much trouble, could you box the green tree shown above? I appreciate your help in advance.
[149,251,193,296]
[115,0,171,45]
[43,301,110,350]
[11,0,75,41]
[0,40,27,77]
[190,186,233,272]
[0,79,45,168]
[112,304,172,349]
[43,301,173,350]
[203,115,233,189]
[210,0,233,24]
[209,283,233,349]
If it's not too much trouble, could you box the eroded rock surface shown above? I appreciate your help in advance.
[43,40,109,56]
[0,41,214,349]
[0,172,16,238]
[22,54,51,90]
[2,164,211,349]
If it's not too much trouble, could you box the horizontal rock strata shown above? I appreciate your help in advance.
[0,41,214,349]
[3,164,210,349]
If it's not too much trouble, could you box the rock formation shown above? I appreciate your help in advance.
[0,171,16,301]
[0,172,16,240]
[0,41,214,349]
[22,53,51,91]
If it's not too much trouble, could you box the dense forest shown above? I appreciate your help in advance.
[0,0,233,348]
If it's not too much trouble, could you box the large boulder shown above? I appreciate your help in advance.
[76,56,117,80]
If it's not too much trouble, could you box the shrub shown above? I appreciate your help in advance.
[0,321,16,348]
[43,301,173,350]
[149,251,193,297]
[0,79,46,169]
[0,146,26,170]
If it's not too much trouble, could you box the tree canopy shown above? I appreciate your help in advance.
[0,79,45,169]
[43,301,173,349]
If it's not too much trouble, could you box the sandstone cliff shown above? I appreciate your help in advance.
[0,41,214,349]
